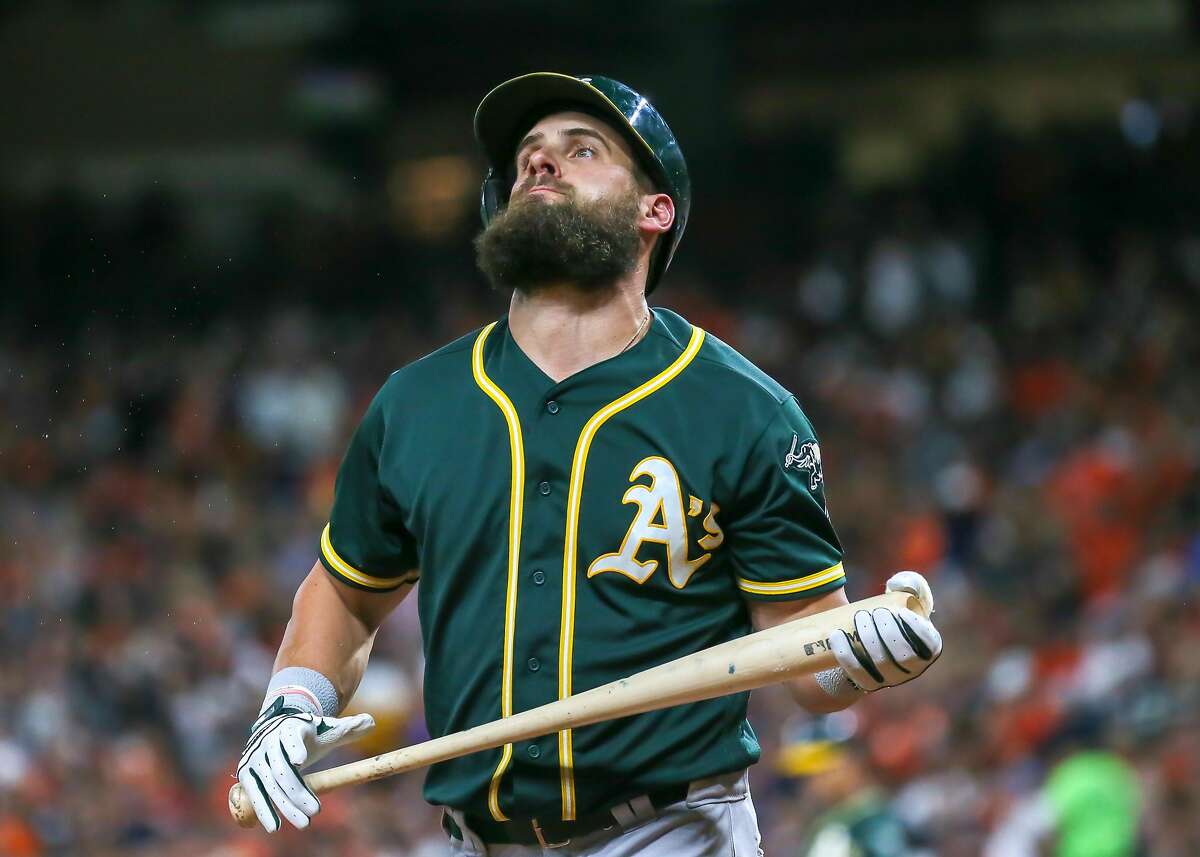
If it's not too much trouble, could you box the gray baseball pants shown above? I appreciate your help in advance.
[444,769,763,857]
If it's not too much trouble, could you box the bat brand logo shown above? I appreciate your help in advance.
[784,435,823,491]
[803,637,833,656]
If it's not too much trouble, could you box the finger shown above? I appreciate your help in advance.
[855,610,906,686]
[897,608,943,660]
[886,570,934,615]
[276,742,321,817]
[343,712,376,738]
[279,721,310,769]
[314,713,376,750]
[253,754,310,830]
[871,607,917,673]
[830,627,882,691]
[239,766,281,833]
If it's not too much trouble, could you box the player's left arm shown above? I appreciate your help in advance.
[746,571,942,713]
[748,588,852,713]
[728,396,941,712]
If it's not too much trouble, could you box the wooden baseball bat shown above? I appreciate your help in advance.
[230,589,926,827]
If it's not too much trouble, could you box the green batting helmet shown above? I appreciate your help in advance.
[473,72,690,293]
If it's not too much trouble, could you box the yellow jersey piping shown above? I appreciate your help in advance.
[735,561,845,595]
[471,322,526,822]
[556,324,706,820]
[320,523,414,589]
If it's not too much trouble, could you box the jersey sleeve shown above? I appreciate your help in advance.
[726,397,845,600]
[319,380,419,592]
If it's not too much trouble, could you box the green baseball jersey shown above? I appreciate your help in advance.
[318,308,844,823]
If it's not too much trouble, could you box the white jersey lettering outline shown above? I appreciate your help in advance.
[588,456,723,589]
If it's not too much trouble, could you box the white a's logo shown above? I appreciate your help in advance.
[588,456,723,589]
[785,435,823,491]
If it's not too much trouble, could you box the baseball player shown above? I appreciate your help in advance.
[234,73,943,856]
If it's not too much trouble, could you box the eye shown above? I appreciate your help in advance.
[572,145,596,159]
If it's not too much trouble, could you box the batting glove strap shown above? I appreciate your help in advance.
[247,697,307,739]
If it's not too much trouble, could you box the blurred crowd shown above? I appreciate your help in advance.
[1,111,1198,857]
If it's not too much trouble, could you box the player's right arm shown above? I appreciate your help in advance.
[274,558,412,705]
[234,562,411,833]
[236,375,421,832]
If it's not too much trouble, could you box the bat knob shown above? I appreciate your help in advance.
[228,782,259,828]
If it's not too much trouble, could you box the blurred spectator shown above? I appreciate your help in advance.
[985,746,1141,857]
[779,711,926,857]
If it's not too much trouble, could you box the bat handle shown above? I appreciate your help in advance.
[228,782,258,828]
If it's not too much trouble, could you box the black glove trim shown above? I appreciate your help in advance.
[239,711,313,775]
[870,609,912,676]
[896,613,933,660]
[280,743,321,808]
[849,613,886,685]
[247,768,280,830]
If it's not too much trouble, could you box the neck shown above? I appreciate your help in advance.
[508,282,650,383]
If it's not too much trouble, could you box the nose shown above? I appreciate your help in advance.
[525,147,560,179]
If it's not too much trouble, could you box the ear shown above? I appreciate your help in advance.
[640,192,675,236]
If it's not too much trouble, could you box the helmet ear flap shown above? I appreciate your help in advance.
[479,169,510,225]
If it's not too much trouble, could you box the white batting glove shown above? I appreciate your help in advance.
[235,697,375,832]
[829,571,942,692]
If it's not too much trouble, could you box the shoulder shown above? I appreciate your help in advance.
[356,326,486,429]
[654,307,792,409]
[377,326,485,398]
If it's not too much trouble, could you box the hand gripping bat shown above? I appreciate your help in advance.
[229,588,928,827]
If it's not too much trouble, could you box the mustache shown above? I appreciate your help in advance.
[513,177,572,199]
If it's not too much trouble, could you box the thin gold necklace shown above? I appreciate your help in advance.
[621,310,651,354]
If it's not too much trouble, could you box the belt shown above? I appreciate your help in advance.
[444,783,690,849]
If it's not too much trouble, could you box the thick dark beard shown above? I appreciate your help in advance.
[474,186,642,294]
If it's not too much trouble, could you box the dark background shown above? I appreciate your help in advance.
[1,2,1198,855]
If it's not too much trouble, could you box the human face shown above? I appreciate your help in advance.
[508,111,645,209]
[474,110,677,294]
[474,111,663,294]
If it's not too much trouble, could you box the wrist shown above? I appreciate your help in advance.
[261,666,340,718]
[814,666,866,704]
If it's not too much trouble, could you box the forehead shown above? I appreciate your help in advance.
[516,110,636,161]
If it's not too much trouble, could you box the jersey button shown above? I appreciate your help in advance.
[546,400,560,414]
[532,570,545,585]
[527,744,541,759]
[538,481,551,496]
[527,658,540,672]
